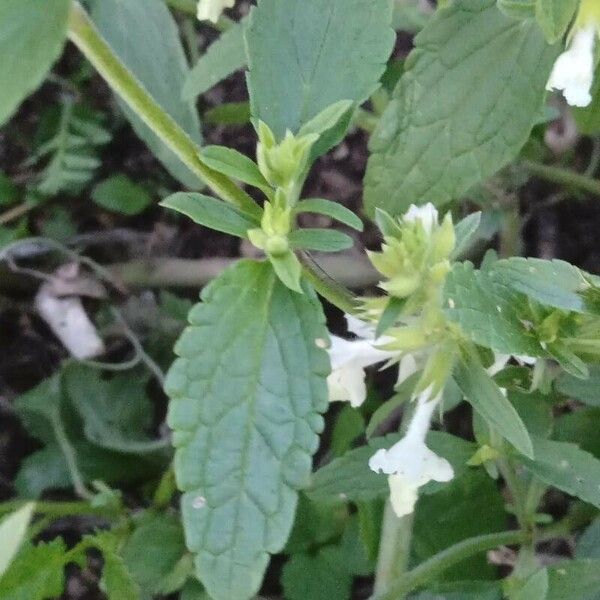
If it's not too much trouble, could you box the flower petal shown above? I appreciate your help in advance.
[327,363,367,407]
[388,473,419,518]
[546,26,596,107]
[404,203,439,234]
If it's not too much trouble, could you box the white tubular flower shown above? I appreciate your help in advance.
[369,388,454,517]
[327,315,396,408]
[197,0,234,23]
[403,202,438,234]
[546,25,596,107]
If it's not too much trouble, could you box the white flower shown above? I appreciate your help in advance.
[403,203,438,234]
[369,388,454,517]
[327,315,396,408]
[546,25,596,107]
[197,0,234,23]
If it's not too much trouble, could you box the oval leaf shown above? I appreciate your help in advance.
[161,192,260,238]
[289,229,354,252]
[364,0,557,216]
[201,146,270,193]
[295,199,364,231]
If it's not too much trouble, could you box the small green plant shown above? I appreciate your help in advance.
[3,0,600,599]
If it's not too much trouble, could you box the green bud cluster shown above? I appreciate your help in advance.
[367,208,456,312]
[256,121,317,192]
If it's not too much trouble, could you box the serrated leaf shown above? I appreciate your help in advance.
[92,175,153,216]
[183,19,247,100]
[521,437,600,509]
[535,0,579,44]
[200,146,270,194]
[556,366,600,407]
[0,503,35,578]
[364,0,557,216]
[161,192,260,237]
[0,539,67,600]
[245,0,395,139]
[490,257,594,314]
[307,431,474,503]
[289,229,354,252]
[0,0,69,126]
[444,262,542,356]
[547,560,600,600]
[454,351,534,458]
[165,260,329,600]
[295,199,363,232]
[92,0,203,188]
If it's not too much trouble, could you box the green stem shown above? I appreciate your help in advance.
[523,159,600,197]
[373,503,414,595]
[298,251,361,315]
[0,500,119,519]
[67,1,260,219]
[369,530,527,600]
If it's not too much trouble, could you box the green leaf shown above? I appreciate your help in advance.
[547,560,600,600]
[205,102,251,126]
[122,514,187,596]
[14,372,165,497]
[295,199,364,231]
[454,351,534,459]
[183,19,247,100]
[289,229,354,252]
[498,0,536,20]
[281,547,352,600]
[92,0,203,188]
[490,257,595,314]
[92,175,153,216]
[0,0,70,126]
[0,503,35,578]
[331,405,365,457]
[556,366,600,407]
[444,262,542,356]
[555,408,600,458]
[412,582,502,600]
[413,470,507,581]
[0,539,67,600]
[577,520,600,559]
[535,0,579,44]
[181,579,211,600]
[200,146,271,193]
[298,100,355,138]
[91,532,141,600]
[521,437,600,509]
[165,260,329,600]
[63,364,166,454]
[161,192,260,237]
[269,250,304,293]
[307,431,475,503]
[452,212,482,260]
[364,0,557,216]
[245,0,395,139]
[512,569,549,600]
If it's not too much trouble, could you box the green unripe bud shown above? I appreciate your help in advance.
[265,235,289,257]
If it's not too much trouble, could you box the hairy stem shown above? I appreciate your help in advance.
[369,530,528,600]
[67,1,260,218]
[373,503,414,595]
[0,500,119,519]
[523,159,600,197]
